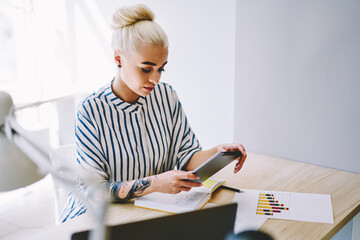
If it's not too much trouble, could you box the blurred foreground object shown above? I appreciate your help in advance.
[226,230,274,240]
[0,91,43,191]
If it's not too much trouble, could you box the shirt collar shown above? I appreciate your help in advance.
[104,82,146,113]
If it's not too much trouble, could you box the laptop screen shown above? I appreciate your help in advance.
[72,203,237,240]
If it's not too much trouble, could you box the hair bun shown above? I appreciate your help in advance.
[112,4,154,29]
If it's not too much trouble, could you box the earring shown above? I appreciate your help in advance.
[118,65,121,68]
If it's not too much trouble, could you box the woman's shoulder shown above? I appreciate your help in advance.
[149,83,181,112]
[155,82,177,97]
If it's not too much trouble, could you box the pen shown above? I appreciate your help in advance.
[220,185,243,193]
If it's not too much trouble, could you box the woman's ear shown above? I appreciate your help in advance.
[114,49,121,68]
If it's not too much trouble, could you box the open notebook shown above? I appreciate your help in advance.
[71,203,238,240]
[134,178,225,213]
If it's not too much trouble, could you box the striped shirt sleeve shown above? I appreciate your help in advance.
[75,100,110,181]
[75,97,145,203]
[59,98,112,223]
[75,99,127,201]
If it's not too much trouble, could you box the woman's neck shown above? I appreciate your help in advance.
[112,75,139,104]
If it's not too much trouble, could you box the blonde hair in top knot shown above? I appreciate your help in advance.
[111,4,168,56]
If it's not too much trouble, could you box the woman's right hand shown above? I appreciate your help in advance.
[152,170,202,194]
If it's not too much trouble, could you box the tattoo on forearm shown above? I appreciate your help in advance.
[113,177,152,202]
[128,178,151,198]
[120,181,128,194]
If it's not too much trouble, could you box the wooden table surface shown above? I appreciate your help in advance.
[210,152,360,240]
[37,152,360,240]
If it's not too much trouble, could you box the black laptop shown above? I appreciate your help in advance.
[71,203,237,240]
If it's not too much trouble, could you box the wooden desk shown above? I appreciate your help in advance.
[5,153,359,240]
[211,153,360,240]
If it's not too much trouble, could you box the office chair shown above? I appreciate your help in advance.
[50,144,80,225]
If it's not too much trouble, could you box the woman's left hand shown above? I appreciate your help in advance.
[217,143,247,173]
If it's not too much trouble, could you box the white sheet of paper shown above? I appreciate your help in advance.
[233,189,334,231]
[233,190,268,234]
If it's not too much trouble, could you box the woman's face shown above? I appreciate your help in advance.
[114,45,168,103]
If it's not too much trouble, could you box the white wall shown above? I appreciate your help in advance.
[93,0,236,149]
[235,0,360,174]
[1,0,236,149]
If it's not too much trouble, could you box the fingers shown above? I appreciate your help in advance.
[156,171,203,194]
[219,143,247,174]
[238,144,247,159]
[234,154,247,173]
[220,143,245,153]
[184,172,200,180]
[182,173,202,187]
[234,161,244,173]
[217,144,227,152]
[182,180,202,188]
[179,172,202,187]
[217,143,247,174]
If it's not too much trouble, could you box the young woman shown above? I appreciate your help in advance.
[60,4,247,222]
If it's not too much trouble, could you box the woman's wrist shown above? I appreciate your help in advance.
[147,175,159,193]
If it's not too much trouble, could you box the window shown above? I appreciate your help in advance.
[0,0,113,105]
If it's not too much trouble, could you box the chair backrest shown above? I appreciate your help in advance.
[50,144,77,173]
[50,144,79,225]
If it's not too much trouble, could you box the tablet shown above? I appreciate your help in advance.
[187,151,242,183]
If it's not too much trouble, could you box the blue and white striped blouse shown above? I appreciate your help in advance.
[60,81,201,222]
